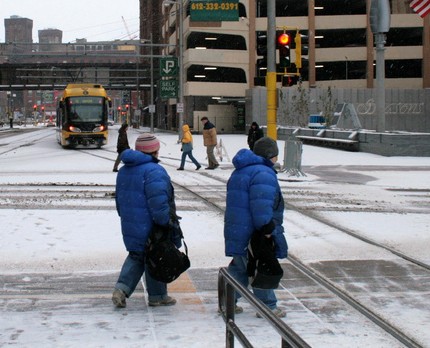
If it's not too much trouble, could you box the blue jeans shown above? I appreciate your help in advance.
[180,150,201,169]
[115,251,168,302]
[227,256,277,309]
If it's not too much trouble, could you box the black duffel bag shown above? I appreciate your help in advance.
[145,224,190,283]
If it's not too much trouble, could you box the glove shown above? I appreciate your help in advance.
[258,220,275,236]
[150,224,170,242]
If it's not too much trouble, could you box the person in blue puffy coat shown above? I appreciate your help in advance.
[112,133,181,308]
[224,137,288,318]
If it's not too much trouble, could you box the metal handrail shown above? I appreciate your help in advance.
[218,267,311,348]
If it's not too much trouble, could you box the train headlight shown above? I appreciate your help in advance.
[69,126,81,132]
[92,125,105,132]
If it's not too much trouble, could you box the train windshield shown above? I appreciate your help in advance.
[66,96,105,122]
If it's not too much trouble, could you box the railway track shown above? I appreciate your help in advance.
[0,183,115,210]
[3,140,426,347]
[90,147,424,347]
[168,174,426,348]
[0,128,54,155]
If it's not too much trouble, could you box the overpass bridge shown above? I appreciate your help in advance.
[0,41,168,91]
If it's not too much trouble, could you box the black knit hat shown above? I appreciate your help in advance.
[253,137,279,160]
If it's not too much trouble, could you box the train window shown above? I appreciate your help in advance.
[66,97,105,122]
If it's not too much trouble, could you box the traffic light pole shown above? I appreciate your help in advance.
[375,33,386,132]
[266,0,277,140]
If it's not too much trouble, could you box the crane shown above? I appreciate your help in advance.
[121,16,138,40]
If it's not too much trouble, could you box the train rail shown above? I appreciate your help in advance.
[0,183,115,210]
[4,143,426,347]
[167,173,426,348]
[0,128,54,155]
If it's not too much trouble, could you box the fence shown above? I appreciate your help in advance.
[246,88,430,133]
[218,267,311,348]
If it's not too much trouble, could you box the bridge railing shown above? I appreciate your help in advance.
[218,267,311,348]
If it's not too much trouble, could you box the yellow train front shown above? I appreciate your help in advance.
[56,84,112,148]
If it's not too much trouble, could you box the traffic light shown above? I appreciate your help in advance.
[294,32,302,68]
[300,32,309,62]
[33,104,37,111]
[125,104,129,111]
[122,91,130,104]
[282,75,299,87]
[41,106,45,112]
[277,33,291,68]
[256,31,267,57]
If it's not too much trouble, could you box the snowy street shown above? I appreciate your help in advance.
[1,125,429,347]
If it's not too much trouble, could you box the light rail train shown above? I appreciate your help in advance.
[56,84,112,148]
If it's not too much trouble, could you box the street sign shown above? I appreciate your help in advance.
[160,57,178,77]
[160,79,178,99]
[190,0,239,22]
[177,103,184,113]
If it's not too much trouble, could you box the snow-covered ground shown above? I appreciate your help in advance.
[0,125,429,347]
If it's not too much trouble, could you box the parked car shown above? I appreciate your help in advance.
[46,116,56,127]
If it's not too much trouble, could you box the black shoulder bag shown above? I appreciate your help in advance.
[145,224,190,283]
[247,231,283,289]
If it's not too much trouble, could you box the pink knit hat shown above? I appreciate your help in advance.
[135,133,160,153]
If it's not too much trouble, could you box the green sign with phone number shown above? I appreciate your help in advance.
[190,0,239,22]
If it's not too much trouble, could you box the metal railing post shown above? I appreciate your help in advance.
[226,282,235,348]
[218,267,311,348]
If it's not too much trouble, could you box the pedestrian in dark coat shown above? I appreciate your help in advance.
[113,123,130,172]
[112,133,180,308]
[224,137,288,317]
[200,116,219,169]
[247,122,264,150]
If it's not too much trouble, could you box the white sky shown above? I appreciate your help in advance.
[0,126,429,347]
[1,0,140,43]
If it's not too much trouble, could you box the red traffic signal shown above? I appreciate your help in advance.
[41,106,45,111]
[125,104,129,110]
[277,33,290,46]
[33,104,37,111]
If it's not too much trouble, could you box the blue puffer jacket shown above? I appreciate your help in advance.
[224,149,288,259]
[115,149,179,252]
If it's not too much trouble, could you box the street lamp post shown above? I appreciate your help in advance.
[136,47,140,128]
[163,0,184,138]
[141,37,155,133]
[150,34,154,133]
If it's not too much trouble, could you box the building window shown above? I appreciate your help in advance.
[187,32,247,50]
[385,59,422,78]
[315,61,367,80]
[314,0,366,15]
[316,29,367,48]
[187,65,247,83]
[386,27,422,46]
[256,0,308,17]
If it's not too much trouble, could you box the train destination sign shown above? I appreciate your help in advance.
[190,0,239,22]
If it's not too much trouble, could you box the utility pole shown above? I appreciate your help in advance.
[266,0,277,140]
